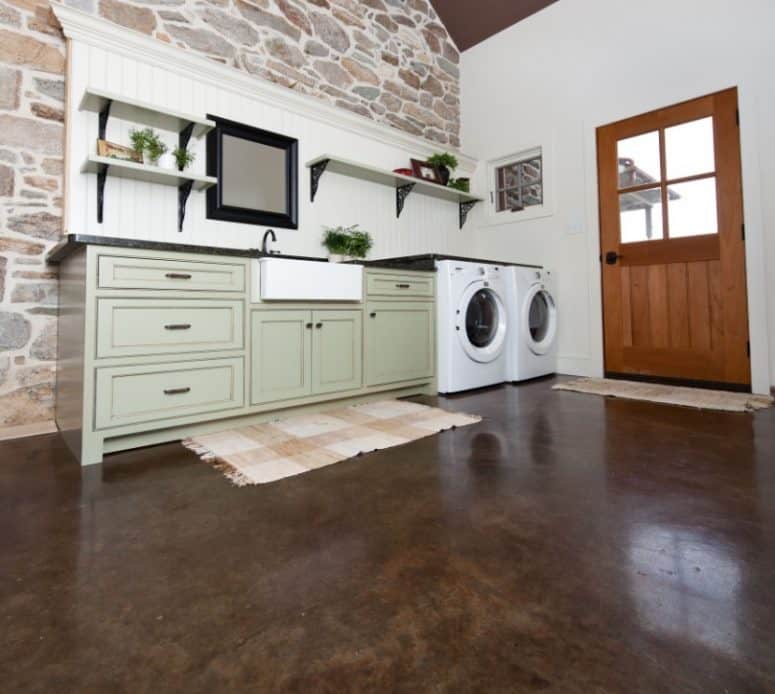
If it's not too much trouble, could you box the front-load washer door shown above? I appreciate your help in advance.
[522,284,558,356]
[457,282,508,363]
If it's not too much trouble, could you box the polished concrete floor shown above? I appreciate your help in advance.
[2,378,775,692]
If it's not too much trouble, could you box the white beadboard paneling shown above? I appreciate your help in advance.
[65,30,478,258]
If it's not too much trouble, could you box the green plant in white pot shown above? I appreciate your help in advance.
[322,224,373,262]
[130,127,169,167]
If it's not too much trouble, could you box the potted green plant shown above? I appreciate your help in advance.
[173,146,196,172]
[427,152,459,186]
[448,177,470,193]
[322,224,373,262]
[130,127,169,167]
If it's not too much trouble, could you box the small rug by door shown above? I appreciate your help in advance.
[182,400,481,486]
[553,378,773,413]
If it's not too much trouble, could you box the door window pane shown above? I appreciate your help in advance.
[665,117,715,180]
[618,131,661,188]
[620,187,664,242]
[667,177,718,238]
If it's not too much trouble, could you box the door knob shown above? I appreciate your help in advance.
[605,251,621,265]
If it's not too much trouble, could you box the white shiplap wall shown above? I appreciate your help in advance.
[64,13,478,260]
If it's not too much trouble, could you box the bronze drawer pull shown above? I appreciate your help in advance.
[395,283,411,288]
[164,324,191,331]
[164,387,191,395]
[165,272,192,279]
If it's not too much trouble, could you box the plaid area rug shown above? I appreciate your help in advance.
[182,399,481,486]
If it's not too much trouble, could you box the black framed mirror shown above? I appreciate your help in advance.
[206,115,298,229]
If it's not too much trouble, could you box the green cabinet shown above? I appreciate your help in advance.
[251,309,362,405]
[251,310,312,405]
[365,302,434,386]
[312,310,363,395]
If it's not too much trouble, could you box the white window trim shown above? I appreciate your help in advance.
[484,139,555,227]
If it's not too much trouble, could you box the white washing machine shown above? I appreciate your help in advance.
[507,267,558,381]
[436,260,509,393]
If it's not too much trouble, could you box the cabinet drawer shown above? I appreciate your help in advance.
[95,358,244,430]
[96,299,243,358]
[98,254,245,292]
[366,272,434,298]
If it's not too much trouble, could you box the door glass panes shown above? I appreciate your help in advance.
[529,292,551,342]
[466,289,498,348]
[667,178,718,238]
[617,131,661,188]
[619,187,664,242]
[665,117,715,180]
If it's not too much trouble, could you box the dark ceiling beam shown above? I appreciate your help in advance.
[429,0,560,51]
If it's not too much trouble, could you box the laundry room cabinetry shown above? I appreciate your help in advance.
[250,309,362,405]
[364,269,436,387]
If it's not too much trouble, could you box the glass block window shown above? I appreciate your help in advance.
[495,153,543,212]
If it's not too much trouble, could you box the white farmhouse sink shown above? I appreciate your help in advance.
[252,257,363,302]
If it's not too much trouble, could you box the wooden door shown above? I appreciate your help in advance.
[365,302,435,386]
[312,310,362,395]
[597,88,749,388]
[251,310,312,405]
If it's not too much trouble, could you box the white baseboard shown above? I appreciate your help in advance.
[0,421,58,442]
[557,355,600,378]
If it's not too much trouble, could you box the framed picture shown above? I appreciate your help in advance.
[97,139,142,163]
[410,159,443,185]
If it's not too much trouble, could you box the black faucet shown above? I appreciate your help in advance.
[261,229,277,255]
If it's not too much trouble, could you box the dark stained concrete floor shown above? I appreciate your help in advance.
[2,377,775,692]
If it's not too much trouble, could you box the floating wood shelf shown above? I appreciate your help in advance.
[79,88,215,139]
[305,154,483,229]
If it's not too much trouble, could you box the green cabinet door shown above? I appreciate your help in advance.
[312,310,362,395]
[251,310,312,405]
[365,302,434,386]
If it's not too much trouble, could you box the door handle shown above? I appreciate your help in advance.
[605,251,621,265]
[164,387,191,395]
[165,323,191,330]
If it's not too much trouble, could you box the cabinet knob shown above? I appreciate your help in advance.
[306,322,313,329]
[369,312,376,318]
[315,322,323,329]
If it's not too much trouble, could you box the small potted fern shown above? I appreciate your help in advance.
[427,152,459,186]
[322,224,373,263]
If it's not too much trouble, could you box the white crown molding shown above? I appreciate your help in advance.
[52,3,478,172]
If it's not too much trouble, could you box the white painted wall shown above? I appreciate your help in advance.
[461,0,775,392]
[61,9,479,264]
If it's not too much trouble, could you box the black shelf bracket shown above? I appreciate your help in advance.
[178,122,195,154]
[459,200,478,229]
[178,180,194,233]
[97,163,108,224]
[98,99,112,140]
[396,183,415,218]
[310,158,330,202]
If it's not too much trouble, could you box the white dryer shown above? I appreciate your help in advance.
[507,267,558,381]
[436,260,509,394]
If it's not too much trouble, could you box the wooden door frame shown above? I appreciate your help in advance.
[582,84,772,394]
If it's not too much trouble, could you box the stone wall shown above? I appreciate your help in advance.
[0,0,460,431]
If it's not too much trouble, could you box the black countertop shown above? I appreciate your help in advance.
[46,236,538,273]
[46,234,328,264]
[353,254,541,272]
